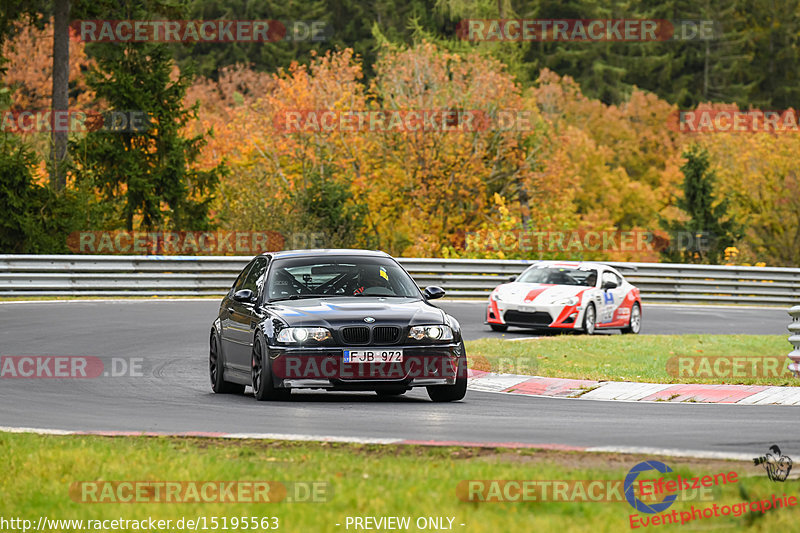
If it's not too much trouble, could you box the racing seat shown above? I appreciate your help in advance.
[353,265,393,296]
[270,270,301,298]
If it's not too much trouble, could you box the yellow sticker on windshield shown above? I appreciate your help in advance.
[379,267,389,280]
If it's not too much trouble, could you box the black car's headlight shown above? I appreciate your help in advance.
[408,325,454,342]
[277,327,332,344]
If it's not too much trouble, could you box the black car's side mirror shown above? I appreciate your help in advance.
[233,289,255,302]
[423,286,446,300]
[602,280,618,290]
[508,275,517,282]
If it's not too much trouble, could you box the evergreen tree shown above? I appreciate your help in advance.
[737,0,800,109]
[662,145,742,263]
[173,0,328,80]
[0,6,79,253]
[71,0,224,231]
[0,130,82,252]
[293,171,368,248]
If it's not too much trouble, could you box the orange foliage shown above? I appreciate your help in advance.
[183,44,795,264]
[2,18,94,110]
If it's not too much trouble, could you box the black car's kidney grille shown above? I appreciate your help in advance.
[372,326,401,344]
[341,326,370,344]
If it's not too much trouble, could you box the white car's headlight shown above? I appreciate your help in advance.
[553,296,579,306]
[408,325,454,341]
[277,327,332,343]
[491,291,502,301]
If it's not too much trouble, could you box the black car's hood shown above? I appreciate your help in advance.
[265,297,446,328]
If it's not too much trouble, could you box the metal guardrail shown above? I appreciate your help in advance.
[789,306,800,376]
[0,255,799,305]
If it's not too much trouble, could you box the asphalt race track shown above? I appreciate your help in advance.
[0,300,795,456]
[442,300,789,339]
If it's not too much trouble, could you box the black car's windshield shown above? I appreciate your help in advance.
[517,266,598,287]
[267,256,421,300]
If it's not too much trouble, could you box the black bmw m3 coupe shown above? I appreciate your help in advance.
[210,249,467,402]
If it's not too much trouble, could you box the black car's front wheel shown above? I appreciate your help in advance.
[210,332,245,394]
[427,344,468,402]
[252,331,290,401]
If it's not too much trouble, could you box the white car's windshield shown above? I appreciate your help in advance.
[517,266,598,287]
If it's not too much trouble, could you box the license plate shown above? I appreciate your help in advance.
[343,349,403,363]
[518,305,536,313]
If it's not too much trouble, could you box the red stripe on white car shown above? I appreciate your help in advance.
[523,285,553,302]
[552,288,588,327]
[487,294,504,324]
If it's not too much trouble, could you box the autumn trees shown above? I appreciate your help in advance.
[1,11,799,265]
[184,41,799,265]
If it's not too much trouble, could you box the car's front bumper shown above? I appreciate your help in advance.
[267,343,464,390]
[486,300,584,329]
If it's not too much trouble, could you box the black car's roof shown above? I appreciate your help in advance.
[262,249,392,260]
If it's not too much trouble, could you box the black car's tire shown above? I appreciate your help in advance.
[427,345,468,402]
[621,303,642,334]
[376,388,406,397]
[210,332,245,394]
[583,303,597,335]
[251,331,291,401]
[490,324,508,332]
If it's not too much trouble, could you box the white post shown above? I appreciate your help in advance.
[789,306,800,377]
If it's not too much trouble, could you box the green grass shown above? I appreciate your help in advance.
[0,433,795,533]
[466,334,795,386]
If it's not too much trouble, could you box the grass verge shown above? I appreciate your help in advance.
[0,433,793,533]
[466,334,794,386]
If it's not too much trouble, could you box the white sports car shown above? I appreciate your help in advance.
[485,261,642,335]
